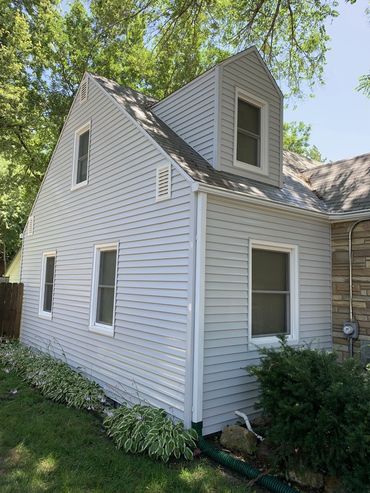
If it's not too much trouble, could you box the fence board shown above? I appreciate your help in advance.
[0,283,23,339]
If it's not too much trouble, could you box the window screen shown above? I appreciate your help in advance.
[236,99,261,167]
[96,249,117,325]
[43,256,55,313]
[77,130,89,184]
[252,248,290,337]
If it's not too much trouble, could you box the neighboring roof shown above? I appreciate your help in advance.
[303,153,370,213]
[91,75,328,214]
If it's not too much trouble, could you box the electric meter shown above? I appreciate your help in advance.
[342,321,359,339]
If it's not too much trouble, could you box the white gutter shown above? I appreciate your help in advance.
[192,182,370,223]
[192,191,207,424]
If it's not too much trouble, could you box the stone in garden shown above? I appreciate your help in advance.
[288,468,324,489]
[220,424,257,455]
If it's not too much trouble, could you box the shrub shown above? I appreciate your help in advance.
[0,341,106,412]
[248,338,370,492]
[104,404,198,462]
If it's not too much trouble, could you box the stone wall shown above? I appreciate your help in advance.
[332,220,370,362]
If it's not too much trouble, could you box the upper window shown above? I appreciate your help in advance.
[250,241,298,345]
[39,251,56,319]
[72,122,90,189]
[237,99,260,167]
[90,243,118,337]
[234,90,268,174]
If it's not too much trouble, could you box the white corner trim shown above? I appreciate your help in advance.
[233,88,269,175]
[192,192,207,424]
[38,250,57,320]
[212,65,222,170]
[71,120,91,190]
[89,242,118,338]
[248,239,299,348]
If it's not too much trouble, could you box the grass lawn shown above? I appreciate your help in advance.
[0,367,264,493]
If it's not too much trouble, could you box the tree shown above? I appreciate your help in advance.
[283,121,324,161]
[357,8,370,98]
[0,0,356,258]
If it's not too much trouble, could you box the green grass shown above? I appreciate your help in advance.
[0,367,262,493]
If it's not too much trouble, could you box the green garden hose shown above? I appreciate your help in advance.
[193,423,299,493]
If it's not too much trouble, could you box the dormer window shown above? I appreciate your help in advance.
[234,89,268,175]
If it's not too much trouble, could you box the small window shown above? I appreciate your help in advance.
[234,90,268,174]
[250,242,298,345]
[27,215,34,236]
[90,243,118,336]
[72,122,90,189]
[39,251,56,319]
[237,99,260,167]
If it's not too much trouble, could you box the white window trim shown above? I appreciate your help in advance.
[234,88,269,176]
[248,239,299,347]
[89,242,118,337]
[39,250,56,320]
[71,121,91,191]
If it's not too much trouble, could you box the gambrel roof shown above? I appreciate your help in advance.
[91,74,370,216]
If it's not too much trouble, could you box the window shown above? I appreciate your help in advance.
[90,243,118,336]
[249,241,298,345]
[234,89,268,174]
[39,251,56,319]
[72,122,90,189]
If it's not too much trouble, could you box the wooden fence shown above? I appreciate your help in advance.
[0,283,23,339]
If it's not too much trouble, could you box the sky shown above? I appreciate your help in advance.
[284,0,370,162]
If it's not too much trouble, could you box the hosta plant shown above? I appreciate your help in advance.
[0,341,106,412]
[104,404,198,462]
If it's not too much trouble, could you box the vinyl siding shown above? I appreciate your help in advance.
[152,69,216,164]
[219,50,282,187]
[202,195,332,435]
[20,77,193,422]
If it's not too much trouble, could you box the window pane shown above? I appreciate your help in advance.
[77,157,87,183]
[237,132,259,166]
[45,256,55,284]
[99,250,116,287]
[43,283,53,312]
[238,99,260,135]
[252,293,289,336]
[252,249,289,291]
[97,287,114,325]
[78,130,89,159]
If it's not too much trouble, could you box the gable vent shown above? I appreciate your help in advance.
[27,215,34,236]
[156,165,171,202]
[80,78,88,103]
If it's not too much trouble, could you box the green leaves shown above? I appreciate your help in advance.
[248,340,370,492]
[283,121,324,161]
[104,404,198,462]
[0,341,106,412]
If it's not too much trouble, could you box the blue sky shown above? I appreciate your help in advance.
[284,0,370,162]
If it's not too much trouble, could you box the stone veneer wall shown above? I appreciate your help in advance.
[332,220,370,361]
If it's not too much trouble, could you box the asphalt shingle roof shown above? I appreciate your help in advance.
[92,74,369,215]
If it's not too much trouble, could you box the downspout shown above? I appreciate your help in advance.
[348,218,370,357]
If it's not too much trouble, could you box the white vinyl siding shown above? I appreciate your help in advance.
[220,50,282,186]
[20,77,193,423]
[153,69,216,164]
[202,195,332,435]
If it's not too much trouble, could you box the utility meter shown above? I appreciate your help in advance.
[343,321,359,339]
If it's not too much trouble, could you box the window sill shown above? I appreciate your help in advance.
[89,323,114,337]
[71,180,88,191]
[249,336,298,349]
[38,311,52,321]
[234,159,269,176]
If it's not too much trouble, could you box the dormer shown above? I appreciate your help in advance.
[152,46,283,188]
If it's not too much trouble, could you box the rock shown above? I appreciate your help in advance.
[220,424,257,456]
[288,468,324,489]
[251,415,272,429]
[324,476,346,493]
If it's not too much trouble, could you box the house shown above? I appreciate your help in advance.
[3,250,21,283]
[20,46,370,436]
